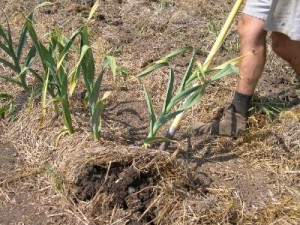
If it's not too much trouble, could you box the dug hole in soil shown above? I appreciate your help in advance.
[61,147,209,224]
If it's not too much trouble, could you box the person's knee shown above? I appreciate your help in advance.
[237,15,249,40]
[271,32,289,58]
[238,14,266,45]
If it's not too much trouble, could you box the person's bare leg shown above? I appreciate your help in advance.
[271,32,300,79]
[192,14,268,136]
[236,14,267,95]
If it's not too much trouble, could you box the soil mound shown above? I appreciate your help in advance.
[61,147,209,224]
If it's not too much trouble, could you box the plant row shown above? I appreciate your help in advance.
[0,1,240,146]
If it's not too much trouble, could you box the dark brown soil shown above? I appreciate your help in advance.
[64,147,210,224]
[76,163,158,224]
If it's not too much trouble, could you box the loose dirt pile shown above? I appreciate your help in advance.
[60,147,208,224]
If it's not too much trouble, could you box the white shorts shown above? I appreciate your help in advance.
[243,0,300,41]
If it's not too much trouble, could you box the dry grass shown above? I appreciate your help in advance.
[0,0,299,224]
[1,95,299,224]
